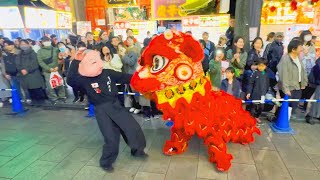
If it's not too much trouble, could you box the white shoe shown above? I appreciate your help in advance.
[133,109,141,114]
[0,102,3,108]
[26,99,32,104]
[129,108,136,113]
[8,98,12,103]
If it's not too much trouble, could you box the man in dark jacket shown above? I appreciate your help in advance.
[2,40,26,100]
[201,32,215,59]
[226,17,235,49]
[96,30,111,52]
[86,32,97,50]
[265,32,284,73]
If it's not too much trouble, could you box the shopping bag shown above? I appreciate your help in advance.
[124,85,133,108]
[49,72,64,89]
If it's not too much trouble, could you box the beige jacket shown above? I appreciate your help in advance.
[277,54,308,93]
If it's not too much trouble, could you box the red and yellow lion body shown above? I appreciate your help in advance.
[131,30,261,171]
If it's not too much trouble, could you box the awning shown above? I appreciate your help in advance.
[18,0,53,9]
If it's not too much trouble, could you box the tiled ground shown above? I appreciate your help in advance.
[0,107,320,180]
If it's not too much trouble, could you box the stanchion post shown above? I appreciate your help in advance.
[10,83,27,114]
[86,103,95,118]
[270,95,294,134]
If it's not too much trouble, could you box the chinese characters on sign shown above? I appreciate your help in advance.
[153,0,186,19]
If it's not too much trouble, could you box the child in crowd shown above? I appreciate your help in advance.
[209,47,228,90]
[246,58,269,125]
[241,60,258,108]
[221,67,241,98]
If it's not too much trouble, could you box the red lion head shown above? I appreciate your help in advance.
[131,30,204,94]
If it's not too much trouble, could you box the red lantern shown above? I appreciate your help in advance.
[269,6,277,12]
[291,0,298,11]
[312,0,319,3]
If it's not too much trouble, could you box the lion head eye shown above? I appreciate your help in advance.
[150,55,169,74]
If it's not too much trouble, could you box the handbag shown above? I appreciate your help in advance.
[43,48,54,65]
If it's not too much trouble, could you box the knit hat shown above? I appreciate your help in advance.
[41,36,51,42]
[3,40,14,46]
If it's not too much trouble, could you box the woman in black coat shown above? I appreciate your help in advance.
[15,40,46,101]
[245,37,263,70]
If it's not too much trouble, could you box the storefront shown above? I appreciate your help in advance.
[23,7,72,40]
[260,0,320,50]
[151,0,230,44]
[181,15,229,44]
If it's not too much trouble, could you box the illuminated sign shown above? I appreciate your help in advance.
[25,7,56,29]
[0,7,24,29]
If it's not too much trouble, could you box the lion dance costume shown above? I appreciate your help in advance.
[131,30,261,171]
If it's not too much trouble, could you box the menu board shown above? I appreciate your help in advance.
[0,7,24,29]
[24,7,56,29]
[57,11,72,29]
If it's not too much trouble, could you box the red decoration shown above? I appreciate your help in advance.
[131,31,261,172]
[312,0,319,3]
[269,6,277,12]
[291,0,298,11]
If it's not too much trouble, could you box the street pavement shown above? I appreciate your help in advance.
[0,107,320,180]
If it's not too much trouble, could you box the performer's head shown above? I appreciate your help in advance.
[78,50,103,77]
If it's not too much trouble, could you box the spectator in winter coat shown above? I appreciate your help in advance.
[2,40,24,99]
[37,36,66,103]
[86,32,97,50]
[245,37,263,70]
[265,32,284,73]
[262,32,275,57]
[305,58,320,124]
[66,41,86,103]
[201,32,215,58]
[246,58,269,124]
[101,45,123,72]
[277,39,308,119]
[0,49,11,102]
[221,67,241,98]
[199,40,209,74]
[16,40,45,102]
[209,47,227,90]
[96,30,111,52]
[226,17,235,49]
[226,36,248,78]
[122,36,139,75]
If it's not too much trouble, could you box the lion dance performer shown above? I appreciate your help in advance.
[131,30,261,171]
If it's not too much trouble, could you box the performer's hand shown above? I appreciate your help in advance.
[301,86,306,90]
[21,69,28,75]
[246,94,250,100]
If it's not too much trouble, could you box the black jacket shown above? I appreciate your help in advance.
[245,49,261,70]
[66,60,81,87]
[87,40,97,50]
[202,54,209,74]
[247,71,270,100]
[221,79,241,98]
[79,69,132,105]
[3,52,18,76]
[312,58,320,85]
[226,26,234,48]
[265,41,284,71]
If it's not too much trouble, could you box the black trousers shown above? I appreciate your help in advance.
[250,104,264,118]
[94,100,146,167]
[301,86,315,109]
[72,86,85,100]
